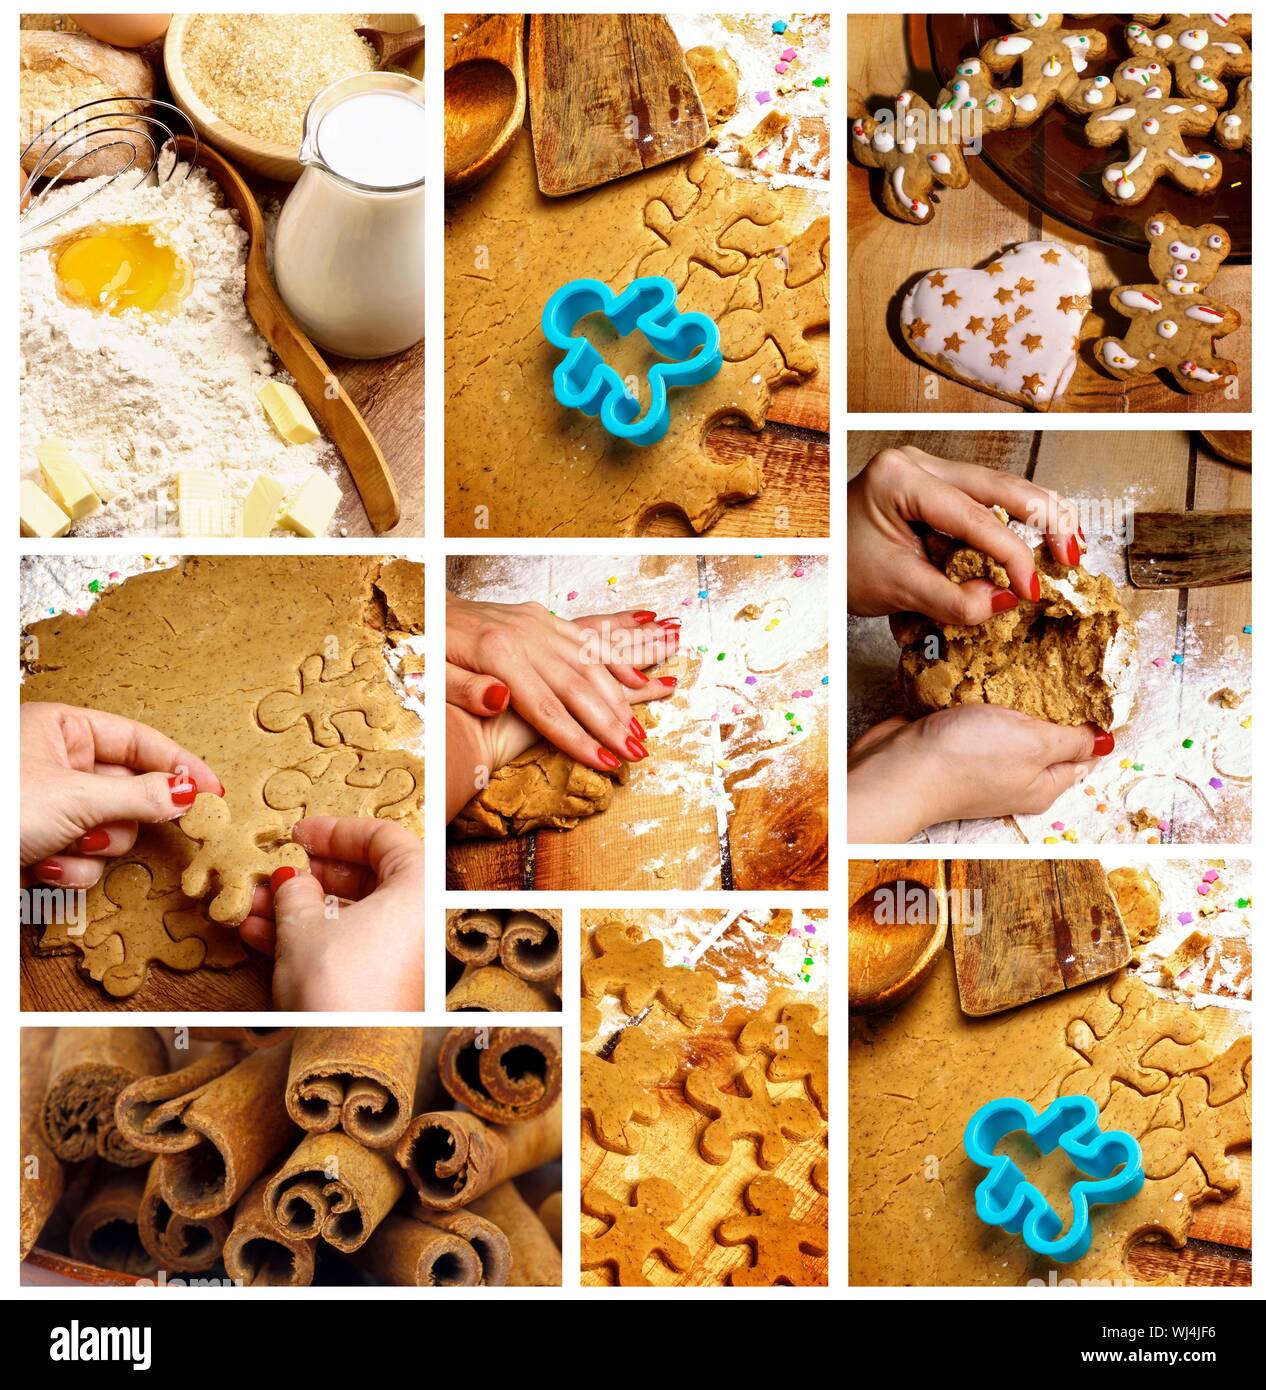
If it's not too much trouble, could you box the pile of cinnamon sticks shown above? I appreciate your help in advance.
[21,1025,562,1286]
[446,908,562,1011]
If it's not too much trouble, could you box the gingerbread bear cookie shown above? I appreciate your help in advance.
[979,14,1113,127]
[1094,212,1239,393]
[851,90,969,225]
[935,56,1020,134]
[1216,77,1252,148]
[900,240,1092,410]
[1084,61,1220,204]
[580,1179,691,1286]
[684,1060,819,1167]
[717,1176,827,1287]
[1125,15,1252,107]
[581,1027,678,1155]
[178,793,309,925]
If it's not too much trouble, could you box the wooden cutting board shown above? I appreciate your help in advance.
[1126,511,1251,589]
[950,861,1131,1017]
[528,14,708,196]
[848,859,946,1011]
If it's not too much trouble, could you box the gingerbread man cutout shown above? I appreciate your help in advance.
[1216,77,1252,149]
[979,14,1113,127]
[264,749,416,822]
[718,219,830,374]
[850,90,969,225]
[1142,1076,1251,1192]
[178,793,308,925]
[1125,15,1252,107]
[580,1179,691,1286]
[582,922,717,1026]
[81,862,205,997]
[1084,61,1220,203]
[717,1176,827,1287]
[685,1060,819,1167]
[738,991,828,1118]
[1095,212,1239,393]
[582,1027,678,1154]
[257,646,400,749]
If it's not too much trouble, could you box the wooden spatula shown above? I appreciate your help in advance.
[849,859,946,1012]
[950,861,1130,1017]
[528,14,708,197]
[1126,510,1250,589]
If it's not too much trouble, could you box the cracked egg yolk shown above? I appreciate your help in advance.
[52,223,191,316]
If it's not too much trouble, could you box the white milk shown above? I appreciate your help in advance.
[317,91,427,188]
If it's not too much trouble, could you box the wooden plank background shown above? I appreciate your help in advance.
[847,15,1251,414]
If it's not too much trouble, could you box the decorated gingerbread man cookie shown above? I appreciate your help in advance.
[934,56,1020,135]
[580,1179,691,1286]
[900,240,1092,410]
[1216,76,1252,148]
[1084,61,1220,204]
[1125,15,1253,107]
[850,90,969,225]
[979,14,1113,126]
[717,1176,827,1287]
[178,793,309,925]
[684,1060,819,1168]
[1094,212,1239,394]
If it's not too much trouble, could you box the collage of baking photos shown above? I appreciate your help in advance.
[3,2,1258,1356]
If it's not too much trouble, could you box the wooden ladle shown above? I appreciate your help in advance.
[355,24,426,71]
[445,13,526,190]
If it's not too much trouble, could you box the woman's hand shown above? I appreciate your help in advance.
[241,817,425,1011]
[848,446,1084,623]
[21,703,223,888]
[446,596,678,771]
[847,705,1112,842]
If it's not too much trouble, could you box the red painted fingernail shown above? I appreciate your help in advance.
[633,610,656,623]
[1078,527,1086,544]
[659,617,681,628]
[991,590,1019,613]
[627,670,649,687]
[270,867,297,892]
[78,830,110,853]
[169,775,197,806]
[596,748,621,770]
[1068,537,1081,566]
[1092,728,1114,757]
[35,860,63,879]
[485,681,510,713]
[657,676,678,688]
[626,737,648,760]
[1027,573,1041,602]
[629,717,646,740]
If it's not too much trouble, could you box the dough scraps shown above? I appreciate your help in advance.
[686,44,739,128]
[892,533,1137,730]
[1106,866,1162,959]
[451,740,629,838]
[849,952,1250,1286]
[445,131,828,537]
[22,557,423,998]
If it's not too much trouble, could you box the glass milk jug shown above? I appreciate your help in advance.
[274,72,425,359]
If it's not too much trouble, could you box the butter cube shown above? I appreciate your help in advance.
[258,380,319,444]
[177,471,226,537]
[280,471,342,538]
[20,479,72,538]
[36,438,100,521]
[241,474,285,537]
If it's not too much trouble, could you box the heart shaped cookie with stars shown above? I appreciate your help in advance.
[899,241,1092,411]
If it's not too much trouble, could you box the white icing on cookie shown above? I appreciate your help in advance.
[1157,319,1179,338]
[1119,289,1162,311]
[892,166,928,219]
[1166,146,1217,170]
[1180,361,1220,382]
[1168,240,1201,261]
[1096,107,1136,123]
[995,36,1033,56]
[1011,92,1039,112]
[1179,29,1209,52]
[1101,341,1139,369]
[1186,304,1227,325]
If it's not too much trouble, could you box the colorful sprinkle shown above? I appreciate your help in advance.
[607,576,617,586]
[1236,898,1249,909]
[756,89,772,104]
[1119,758,1131,768]
[1096,803,1108,813]
[1043,836,1059,844]
[1182,737,1193,748]
[821,675,828,684]
[772,19,788,33]
[1178,912,1194,925]
[1209,777,1224,790]
[566,590,578,601]
[775,60,789,74]
[1051,821,1065,831]
[1132,763,1143,772]
[1204,869,1219,883]
[1152,657,1167,668]
[88,579,101,593]
[1062,830,1078,843]
[1243,624,1252,634]
[1197,883,1210,896]
[1172,653,1185,665]
[716,652,725,661]
[781,47,798,60]
[812,75,828,88]
[1157,820,1170,832]
[697,590,708,600]
[745,675,757,686]
[1241,716,1252,728]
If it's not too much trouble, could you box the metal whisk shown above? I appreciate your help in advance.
[19,98,200,248]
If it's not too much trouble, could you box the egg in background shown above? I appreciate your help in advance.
[70,14,172,48]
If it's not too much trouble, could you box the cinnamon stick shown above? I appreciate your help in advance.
[264,1131,405,1253]
[500,909,562,982]
[222,1172,316,1287]
[538,1190,563,1248]
[348,1213,483,1287]
[190,1026,294,1050]
[285,1027,424,1150]
[42,1027,168,1165]
[153,1044,298,1219]
[396,1107,562,1211]
[137,1161,228,1274]
[411,1207,511,1285]
[438,1027,562,1123]
[20,1029,64,1258]
[467,1181,562,1286]
[445,909,503,967]
[446,963,558,1011]
[114,1044,241,1153]
[69,1167,156,1276]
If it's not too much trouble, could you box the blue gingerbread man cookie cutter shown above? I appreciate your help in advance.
[963,1095,1144,1264]
[541,275,722,447]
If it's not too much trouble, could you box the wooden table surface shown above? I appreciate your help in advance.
[447,554,828,891]
[847,430,1251,844]
[581,909,828,1286]
[848,15,1251,414]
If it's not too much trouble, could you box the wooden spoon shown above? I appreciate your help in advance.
[445,14,526,190]
[355,24,426,71]
[849,860,947,1012]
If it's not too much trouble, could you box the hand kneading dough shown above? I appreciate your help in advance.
[453,742,629,839]
[892,531,1137,730]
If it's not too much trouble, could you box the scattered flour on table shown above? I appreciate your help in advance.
[20,163,339,535]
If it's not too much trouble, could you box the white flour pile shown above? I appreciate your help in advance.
[20,163,341,535]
